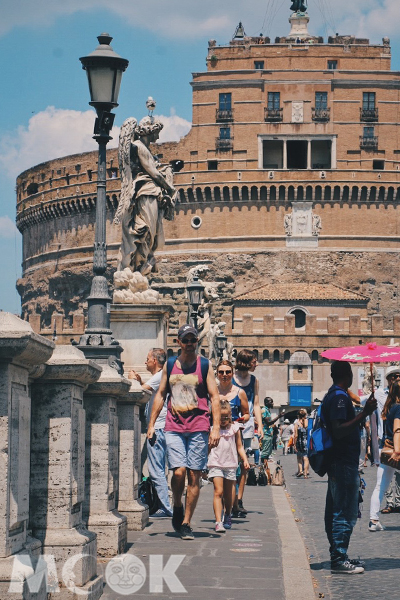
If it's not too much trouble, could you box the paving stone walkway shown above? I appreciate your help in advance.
[102,481,289,600]
[282,453,400,600]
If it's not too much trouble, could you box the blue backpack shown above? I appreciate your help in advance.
[307,398,333,477]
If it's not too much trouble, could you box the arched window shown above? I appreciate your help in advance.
[311,350,319,362]
[273,349,280,363]
[253,349,259,361]
[27,182,39,195]
[284,350,290,362]
[291,309,306,329]
[263,349,269,362]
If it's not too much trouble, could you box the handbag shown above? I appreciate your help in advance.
[380,437,400,470]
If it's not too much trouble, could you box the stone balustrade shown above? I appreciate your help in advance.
[0,312,147,599]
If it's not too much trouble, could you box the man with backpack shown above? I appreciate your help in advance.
[147,324,221,540]
[323,361,376,574]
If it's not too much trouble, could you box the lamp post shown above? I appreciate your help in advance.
[77,34,129,369]
[216,332,228,360]
[186,276,205,330]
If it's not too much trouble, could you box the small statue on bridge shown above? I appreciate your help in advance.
[290,0,307,13]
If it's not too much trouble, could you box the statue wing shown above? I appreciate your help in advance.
[114,117,137,225]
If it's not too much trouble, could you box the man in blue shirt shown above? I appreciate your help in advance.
[323,361,376,574]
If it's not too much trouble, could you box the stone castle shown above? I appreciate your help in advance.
[15,10,400,403]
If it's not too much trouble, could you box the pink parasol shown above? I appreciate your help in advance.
[321,342,400,393]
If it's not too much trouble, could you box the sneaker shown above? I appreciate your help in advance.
[180,523,194,540]
[232,510,247,518]
[215,521,226,533]
[349,558,365,567]
[150,509,173,518]
[223,514,232,529]
[172,505,184,532]
[331,560,364,574]
[238,500,248,515]
[369,520,385,532]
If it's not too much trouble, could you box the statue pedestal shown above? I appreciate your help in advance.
[288,12,310,40]
[110,304,173,375]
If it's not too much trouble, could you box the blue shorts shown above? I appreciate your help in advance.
[165,431,209,471]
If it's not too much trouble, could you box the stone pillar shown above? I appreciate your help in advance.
[117,382,149,530]
[393,315,400,335]
[0,313,54,600]
[242,314,254,335]
[284,314,295,334]
[30,345,103,598]
[110,304,173,376]
[221,312,232,335]
[83,365,130,558]
[283,140,288,170]
[306,314,316,334]
[371,315,383,336]
[307,140,312,170]
[327,315,339,334]
[349,315,361,335]
[263,314,274,334]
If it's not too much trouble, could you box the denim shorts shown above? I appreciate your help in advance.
[165,431,209,471]
[208,467,237,481]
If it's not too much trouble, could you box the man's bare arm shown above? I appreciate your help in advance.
[147,364,169,437]
[207,363,221,448]
[331,395,377,439]
[253,378,264,439]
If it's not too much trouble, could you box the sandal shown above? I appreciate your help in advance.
[296,472,304,478]
[381,507,393,514]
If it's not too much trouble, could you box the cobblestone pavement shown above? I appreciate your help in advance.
[282,453,400,600]
[102,482,287,600]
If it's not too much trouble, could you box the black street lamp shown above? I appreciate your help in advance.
[77,34,129,370]
[216,332,228,360]
[187,276,205,330]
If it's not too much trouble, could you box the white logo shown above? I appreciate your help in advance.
[105,555,146,595]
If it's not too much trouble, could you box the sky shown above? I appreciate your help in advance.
[1,0,399,314]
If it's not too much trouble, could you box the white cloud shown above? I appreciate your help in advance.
[0,107,99,179]
[0,216,19,239]
[0,106,191,180]
[158,113,191,143]
[0,0,397,42]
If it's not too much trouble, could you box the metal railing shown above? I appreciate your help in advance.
[360,108,378,122]
[360,135,378,149]
[264,107,283,122]
[215,137,233,150]
[312,107,330,122]
[216,108,233,122]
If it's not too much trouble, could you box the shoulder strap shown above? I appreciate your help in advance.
[166,356,178,394]
[200,356,210,398]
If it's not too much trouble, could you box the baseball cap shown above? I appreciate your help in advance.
[386,365,400,379]
[178,324,198,340]
[284,419,290,424]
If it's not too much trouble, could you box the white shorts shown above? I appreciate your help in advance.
[208,467,237,481]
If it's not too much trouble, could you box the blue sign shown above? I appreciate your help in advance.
[289,385,312,407]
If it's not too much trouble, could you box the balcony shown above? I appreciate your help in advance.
[360,135,378,150]
[360,107,378,122]
[216,108,233,122]
[264,107,283,122]
[216,137,233,151]
[312,107,330,122]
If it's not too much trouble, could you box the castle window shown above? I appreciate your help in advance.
[373,160,384,170]
[208,160,218,171]
[361,92,378,121]
[315,92,327,110]
[87,170,92,181]
[327,60,337,70]
[219,126,231,139]
[363,92,376,110]
[268,92,280,110]
[219,93,232,111]
[291,309,306,329]
[255,61,264,69]
[27,182,39,196]
[287,140,307,170]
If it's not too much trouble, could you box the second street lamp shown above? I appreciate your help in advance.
[187,275,205,330]
[77,34,128,369]
[216,332,228,360]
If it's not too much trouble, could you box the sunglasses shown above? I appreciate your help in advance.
[218,370,232,375]
[181,337,198,344]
